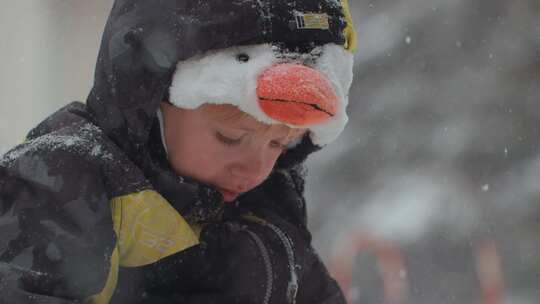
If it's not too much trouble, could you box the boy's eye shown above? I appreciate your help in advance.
[215,132,242,146]
[270,140,287,150]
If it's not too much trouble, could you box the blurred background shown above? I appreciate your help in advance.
[1,1,539,303]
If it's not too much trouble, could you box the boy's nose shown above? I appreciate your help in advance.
[257,63,338,126]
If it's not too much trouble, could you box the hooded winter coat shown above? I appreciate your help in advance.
[0,0,355,303]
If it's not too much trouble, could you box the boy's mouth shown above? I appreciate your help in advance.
[216,186,240,203]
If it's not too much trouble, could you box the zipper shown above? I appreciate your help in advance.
[241,215,299,304]
[242,229,273,304]
[265,222,299,304]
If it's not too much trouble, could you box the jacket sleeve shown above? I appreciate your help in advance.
[295,247,347,304]
[124,211,345,304]
[0,262,77,304]
[233,166,347,304]
[243,212,346,304]
[0,148,117,302]
[112,164,343,304]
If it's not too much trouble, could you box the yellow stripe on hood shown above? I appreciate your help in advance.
[341,0,358,52]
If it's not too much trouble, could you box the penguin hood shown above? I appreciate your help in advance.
[87,0,357,167]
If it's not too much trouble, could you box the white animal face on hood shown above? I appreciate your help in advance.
[169,43,354,146]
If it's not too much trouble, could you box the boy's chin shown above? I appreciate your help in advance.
[216,187,240,203]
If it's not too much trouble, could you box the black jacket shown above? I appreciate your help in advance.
[0,0,351,303]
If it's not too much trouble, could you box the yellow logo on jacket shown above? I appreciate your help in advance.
[111,190,199,267]
[86,190,199,304]
[295,12,330,30]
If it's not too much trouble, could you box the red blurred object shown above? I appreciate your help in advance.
[329,232,408,304]
[475,240,505,304]
[329,231,506,304]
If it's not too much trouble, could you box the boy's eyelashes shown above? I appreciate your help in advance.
[215,131,242,146]
[270,141,288,150]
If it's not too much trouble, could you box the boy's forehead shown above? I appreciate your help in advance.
[199,103,306,138]
[220,113,272,131]
[222,113,305,137]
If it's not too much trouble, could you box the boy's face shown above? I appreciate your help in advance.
[160,102,306,202]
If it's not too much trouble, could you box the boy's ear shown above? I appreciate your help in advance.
[160,101,179,114]
[160,100,172,108]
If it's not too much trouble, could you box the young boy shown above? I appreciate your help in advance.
[0,0,356,303]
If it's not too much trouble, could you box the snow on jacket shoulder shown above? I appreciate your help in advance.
[0,102,202,303]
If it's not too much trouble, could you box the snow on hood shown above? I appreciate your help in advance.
[86,0,355,165]
[169,43,354,146]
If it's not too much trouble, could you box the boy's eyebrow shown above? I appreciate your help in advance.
[235,126,257,132]
[233,124,272,133]
[232,126,290,142]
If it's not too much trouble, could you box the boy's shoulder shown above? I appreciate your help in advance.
[0,102,150,199]
[3,102,105,160]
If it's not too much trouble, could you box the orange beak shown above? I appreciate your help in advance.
[257,63,338,126]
